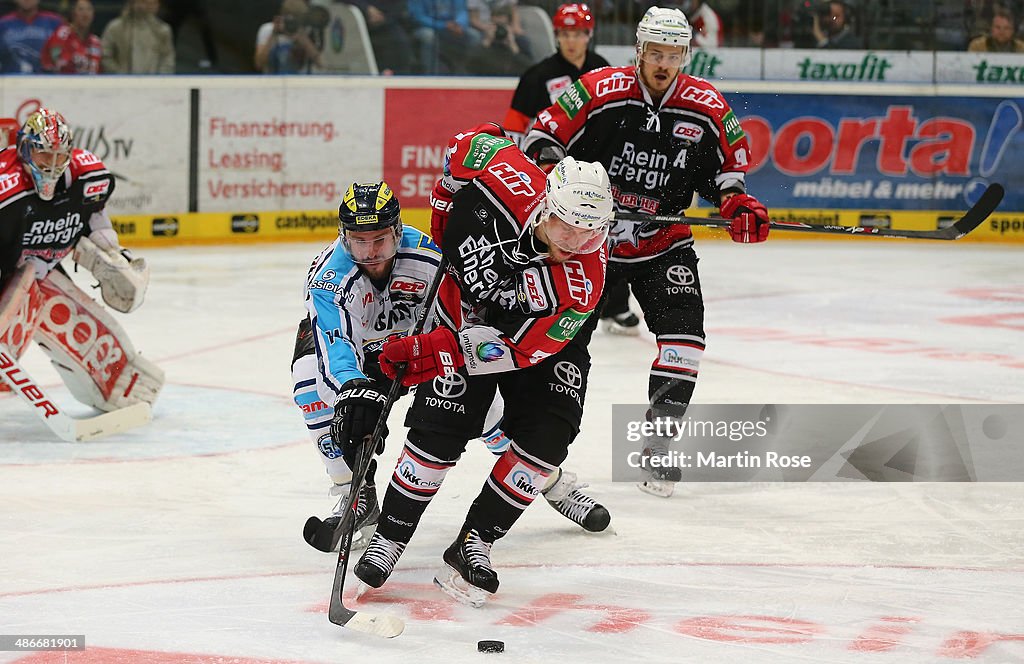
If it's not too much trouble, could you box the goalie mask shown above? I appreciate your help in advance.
[539,157,613,255]
[338,181,403,265]
[17,108,74,202]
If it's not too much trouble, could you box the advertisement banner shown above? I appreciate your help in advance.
[596,47,763,81]
[383,88,510,207]
[731,92,1023,212]
[1,83,189,216]
[199,83,383,212]
[936,52,1024,85]
[762,50,933,83]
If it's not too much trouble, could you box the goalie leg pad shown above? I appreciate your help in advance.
[33,270,164,411]
[0,265,43,359]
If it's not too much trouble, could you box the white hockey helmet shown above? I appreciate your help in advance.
[636,6,692,68]
[541,157,613,254]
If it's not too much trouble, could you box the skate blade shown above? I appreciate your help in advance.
[600,320,640,336]
[637,480,675,498]
[354,579,374,600]
[433,564,491,608]
[349,522,377,551]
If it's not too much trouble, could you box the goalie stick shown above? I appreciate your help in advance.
[0,348,152,442]
[615,183,1004,241]
[325,256,449,639]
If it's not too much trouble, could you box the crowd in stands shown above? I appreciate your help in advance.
[0,0,1022,77]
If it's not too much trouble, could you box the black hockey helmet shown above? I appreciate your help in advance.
[338,181,402,234]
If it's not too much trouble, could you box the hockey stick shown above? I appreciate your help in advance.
[614,183,1004,241]
[0,348,152,442]
[326,256,449,639]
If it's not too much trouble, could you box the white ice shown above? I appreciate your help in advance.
[2,239,1022,664]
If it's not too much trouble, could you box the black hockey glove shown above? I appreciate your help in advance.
[330,378,389,459]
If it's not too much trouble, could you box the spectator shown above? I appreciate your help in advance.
[254,0,324,74]
[968,7,1024,51]
[812,0,863,48]
[468,0,531,60]
[161,0,218,71]
[674,0,721,47]
[348,0,416,75]
[407,0,479,74]
[41,0,102,74]
[0,0,64,73]
[503,3,609,141]
[101,0,175,73]
[467,4,532,74]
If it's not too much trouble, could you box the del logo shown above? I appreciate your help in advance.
[521,268,547,311]
[82,179,110,199]
[595,74,632,97]
[672,121,704,142]
[488,162,536,196]
[546,75,572,102]
[680,86,724,110]
[389,278,426,294]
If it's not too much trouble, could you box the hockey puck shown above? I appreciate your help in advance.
[477,640,504,653]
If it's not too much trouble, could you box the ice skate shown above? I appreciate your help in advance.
[600,310,641,336]
[544,469,611,532]
[636,448,682,498]
[302,481,380,553]
[353,532,407,589]
[434,527,499,607]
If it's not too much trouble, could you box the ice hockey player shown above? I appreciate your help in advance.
[503,3,639,336]
[350,125,614,607]
[0,108,162,424]
[291,180,610,553]
[521,7,770,497]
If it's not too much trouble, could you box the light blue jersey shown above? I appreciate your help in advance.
[303,226,441,405]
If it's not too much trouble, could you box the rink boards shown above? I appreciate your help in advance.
[0,75,1020,245]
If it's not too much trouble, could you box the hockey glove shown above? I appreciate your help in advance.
[330,378,389,457]
[429,182,454,248]
[720,193,770,244]
[379,326,464,386]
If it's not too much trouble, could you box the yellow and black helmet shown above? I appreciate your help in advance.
[338,181,402,234]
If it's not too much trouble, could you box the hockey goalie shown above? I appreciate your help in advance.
[0,108,163,441]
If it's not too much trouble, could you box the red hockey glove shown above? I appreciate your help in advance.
[379,326,464,386]
[429,181,454,248]
[720,193,770,244]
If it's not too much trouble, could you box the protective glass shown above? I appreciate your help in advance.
[343,228,401,265]
[543,214,609,255]
[639,49,686,67]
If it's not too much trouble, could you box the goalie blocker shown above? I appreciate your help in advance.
[0,264,163,437]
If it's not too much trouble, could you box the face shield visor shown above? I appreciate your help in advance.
[342,227,401,265]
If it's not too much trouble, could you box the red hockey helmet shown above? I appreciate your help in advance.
[552,3,594,31]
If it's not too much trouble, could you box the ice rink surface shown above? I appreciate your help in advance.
[2,238,1023,663]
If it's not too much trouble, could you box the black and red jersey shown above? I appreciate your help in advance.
[432,129,607,374]
[0,147,115,282]
[522,66,752,262]
[503,50,610,137]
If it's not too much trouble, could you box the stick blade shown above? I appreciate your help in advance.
[335,610,405,638]
[72,402,153,441]
[950,183,1004,239]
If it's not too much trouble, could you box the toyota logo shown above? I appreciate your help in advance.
[554,361,582,389]
[432,372,467,399]
[666,265,694,286]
